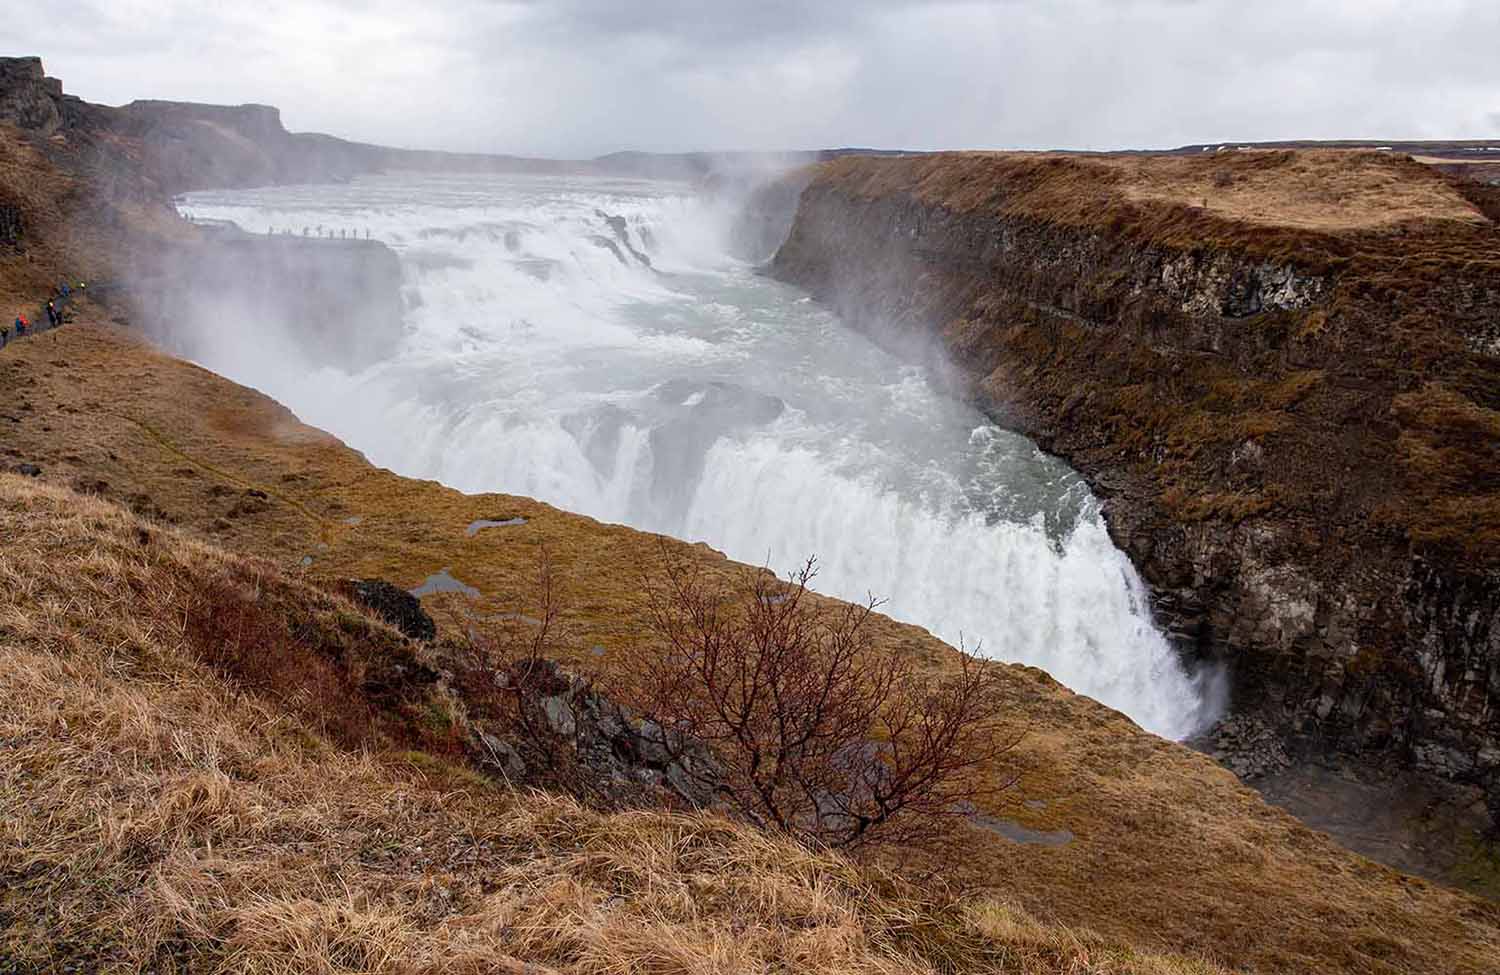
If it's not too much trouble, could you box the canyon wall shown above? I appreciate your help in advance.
[0,58,405,370]
[771,152,1500,809]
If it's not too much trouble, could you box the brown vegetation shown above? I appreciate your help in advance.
[815,148,1487,246]
[0,474,1234,975]
[636,554,1018,849]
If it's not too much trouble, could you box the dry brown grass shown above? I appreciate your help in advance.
[1100,150,1487,230]
[0,474,1229,975]
[4,325,1500,973]
[817,149,1486,234]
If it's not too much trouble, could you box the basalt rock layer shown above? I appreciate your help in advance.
[771,151,1500,808]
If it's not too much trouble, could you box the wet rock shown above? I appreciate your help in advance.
[542,696,577,737]
[343,578,437,641]
[478,732,528,781]
[1197,713,1292,780]
[646,379,785,511]
[595,210,653,268]
[466,658,724,810]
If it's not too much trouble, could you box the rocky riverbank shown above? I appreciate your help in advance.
[770,151,1500,833]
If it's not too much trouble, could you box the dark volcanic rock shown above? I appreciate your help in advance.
[1194,713,1293,780]
[344,578,437,642]
[467,658,725,809]
[0,57,64,136]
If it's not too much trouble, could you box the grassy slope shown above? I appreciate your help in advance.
[2,475,1235,975]
[3,324,1499,973]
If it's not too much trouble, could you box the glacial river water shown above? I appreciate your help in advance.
[178,171,1224,739]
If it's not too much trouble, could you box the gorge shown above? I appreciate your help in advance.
[165,170,1225,742]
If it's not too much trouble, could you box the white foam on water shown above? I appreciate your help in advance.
[177,171,1226,740]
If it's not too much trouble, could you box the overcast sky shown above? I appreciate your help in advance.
[10,1,1500,158]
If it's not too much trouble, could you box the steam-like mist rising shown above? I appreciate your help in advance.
[167,170,1225,740]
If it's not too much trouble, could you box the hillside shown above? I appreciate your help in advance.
[772,149,1500,850]
[3,474,1250,975]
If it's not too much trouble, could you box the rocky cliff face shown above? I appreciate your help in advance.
[0,56,80,135]
[771,152,1500,813]
[0,59,406,371]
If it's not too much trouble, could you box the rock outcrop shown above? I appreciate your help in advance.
[343,578,438,641]
[0,56,67,135]
[468,657,725,809]
[771,151,1500,814]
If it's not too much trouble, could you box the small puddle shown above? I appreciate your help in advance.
[466,517,527,537]
[410,567,481,599]
[971,814,1074,847]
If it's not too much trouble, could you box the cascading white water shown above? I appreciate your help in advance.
[177,171,1225,740]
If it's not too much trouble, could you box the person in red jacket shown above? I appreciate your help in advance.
[14,313,27,337]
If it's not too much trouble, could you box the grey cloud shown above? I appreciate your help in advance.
[6,0,1500,156]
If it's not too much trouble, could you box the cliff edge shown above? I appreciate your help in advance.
[772,149,1500,816]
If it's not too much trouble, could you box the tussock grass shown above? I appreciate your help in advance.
[0,475,1227,974]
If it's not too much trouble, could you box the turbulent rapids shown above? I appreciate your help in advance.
[177,171,1224,739]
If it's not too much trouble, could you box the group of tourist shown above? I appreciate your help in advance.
[3,280,81,348]
[264,225,372,240]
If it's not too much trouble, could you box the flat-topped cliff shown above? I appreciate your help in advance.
[772,150,1500,817]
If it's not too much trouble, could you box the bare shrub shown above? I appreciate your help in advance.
[634,550,1020,850]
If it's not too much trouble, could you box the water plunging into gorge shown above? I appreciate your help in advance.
[176,171,1225,740]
